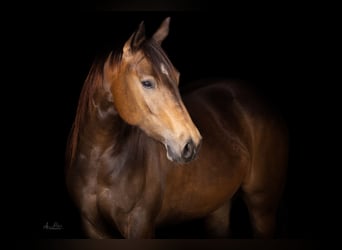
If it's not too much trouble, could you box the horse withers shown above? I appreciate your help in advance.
[65,17,288,238]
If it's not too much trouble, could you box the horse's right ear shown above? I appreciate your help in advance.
[123,21,146,58]
[152,17,170,45]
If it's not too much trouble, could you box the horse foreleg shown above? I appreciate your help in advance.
[204,200,232,238]
[124,207,155,239]
[243,193,278,238]
[81,215,112,239]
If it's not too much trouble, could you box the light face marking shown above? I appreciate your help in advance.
[160,63,169,76]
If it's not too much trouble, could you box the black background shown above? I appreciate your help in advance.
[10,4,333,244]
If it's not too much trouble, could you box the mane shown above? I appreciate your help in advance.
[65,52,122,169]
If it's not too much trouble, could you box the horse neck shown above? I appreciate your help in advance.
[81,84,120,144]
[73,77,165,193]
[86,87,152,172]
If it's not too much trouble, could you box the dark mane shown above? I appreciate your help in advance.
[65,52,122,169]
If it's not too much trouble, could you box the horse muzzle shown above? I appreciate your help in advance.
[166,138,202,164]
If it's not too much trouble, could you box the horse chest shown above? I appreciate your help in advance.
[96,167,162,237]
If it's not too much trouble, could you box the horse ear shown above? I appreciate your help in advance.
[123,21,146,57]
[103,52,114,92]
[152,17,170,45]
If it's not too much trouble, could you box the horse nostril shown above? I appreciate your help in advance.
[182,139,195,161]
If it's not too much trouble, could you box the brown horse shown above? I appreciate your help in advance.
[65,17,288,239]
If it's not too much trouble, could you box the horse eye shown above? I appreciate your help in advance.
[141,80,154,89]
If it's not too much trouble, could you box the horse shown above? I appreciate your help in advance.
[65,17,288,239]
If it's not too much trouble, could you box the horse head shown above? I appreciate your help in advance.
[104,17,202,163]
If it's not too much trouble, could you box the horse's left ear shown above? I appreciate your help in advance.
[123,21,146,58]
[152,17,170,45]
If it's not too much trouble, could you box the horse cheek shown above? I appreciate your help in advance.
[112,81,142,126]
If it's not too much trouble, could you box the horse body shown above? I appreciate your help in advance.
[66,18,287,238]
[157,81,288,230]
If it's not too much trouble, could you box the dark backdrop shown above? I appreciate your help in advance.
[14,10,330,241]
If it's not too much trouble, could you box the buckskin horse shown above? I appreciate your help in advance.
[65,17,288,238]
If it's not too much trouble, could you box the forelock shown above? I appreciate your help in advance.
[141,39,177,83]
